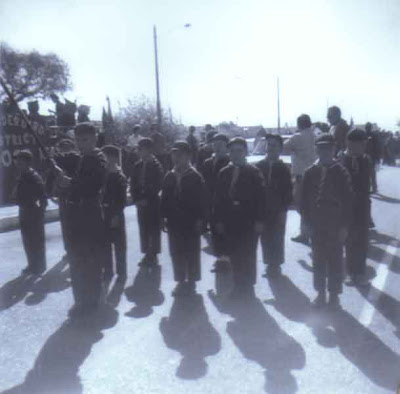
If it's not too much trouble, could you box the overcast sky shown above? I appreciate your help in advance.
[1,0,399,129]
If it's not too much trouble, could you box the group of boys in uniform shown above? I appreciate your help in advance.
[13,116,373,317]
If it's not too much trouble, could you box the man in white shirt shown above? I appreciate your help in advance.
[283,114,317,244]
[127,124,143,149]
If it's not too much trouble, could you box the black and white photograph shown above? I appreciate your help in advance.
[0,1,400,393]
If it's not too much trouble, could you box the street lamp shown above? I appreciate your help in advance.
[153,24,191,134]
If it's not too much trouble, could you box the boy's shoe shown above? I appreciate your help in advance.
[354,274,369,287]
[263,265,282,278]
[138,255,149,267]
[172,282,186,297]
[311,292,326,308]
[291,235,309,245]
[210,259,229,273]
[21,267,33,275]
[186,280,196,295]
[328,293,341,309]
[147,255,159,267]
[116,273,127,283]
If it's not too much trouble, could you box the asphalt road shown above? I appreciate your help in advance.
[0,165,399,394]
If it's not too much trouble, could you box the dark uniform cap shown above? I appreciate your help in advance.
[14,149,33,161]
[228,137,248,149]
[315,134,335,146]
[206,131,218,143]
[171,141,191,154]
[57,139,75,149]
[75,122,97,136]
[138,138,154,149]
[347,128,367,141]
[133,124,141,131]
[211,133,229,144]
[102,145,121,157]
[265,133,284,147]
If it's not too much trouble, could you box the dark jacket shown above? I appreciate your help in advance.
[160,167,207,229]
[103,170,127,218]
[15,168,47,210]
[201,155,230,199]
[214,163,266,229]
[300,160,353,235]
[339,153,371,226]
[196,144,214,174]
[130,156,164,203]
[256,158,292,216]
[68,149,107,203]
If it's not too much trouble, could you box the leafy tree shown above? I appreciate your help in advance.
[0,42,72,102]
[114,95,183,146]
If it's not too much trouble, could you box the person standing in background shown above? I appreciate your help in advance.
[256,134,292,278]
[13,150,47,276]
[327,106,350,156]
[283,114,317,245]
[201,133,231,273]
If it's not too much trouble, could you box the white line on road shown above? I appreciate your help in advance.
[358,241,399,327]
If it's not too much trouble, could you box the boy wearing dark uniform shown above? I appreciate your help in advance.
[300,134,353,309]
[201,133,230,272]
[160,142,207,296]
[214,138,266,298]
[102,145,128,282]
[54,123,107,318]
[130,138,164,267]
[197,129,217,174]
[14,150,47,275]
[256,134,292,278]
[48,139,80,258]
[338,129,371,287]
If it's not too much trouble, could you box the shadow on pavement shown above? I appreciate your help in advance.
[0,274,37,311]
[358,284,400,339]
[124,265,164,318]
[209,273,306,394]
[371,193,400,204]
[368,231,400,273]
[268,275,400,392]
[1,305,118,394]
[24,258,71,306]
[159,294,221,380]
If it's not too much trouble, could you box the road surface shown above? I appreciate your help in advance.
[0,165,399,394]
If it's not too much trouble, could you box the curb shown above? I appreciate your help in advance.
[0,208,60,233]
[0,198,134,233]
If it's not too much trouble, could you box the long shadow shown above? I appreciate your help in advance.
[2,305,118,394]
[358,284,400,339]
[371,193,400,204]
[0,275,38,311]
[268,275,400,392]
[159,294,221,380]
[359,230,400,273]
[209,276,306,394]
[24,259,71,306]
[124,266,164,318]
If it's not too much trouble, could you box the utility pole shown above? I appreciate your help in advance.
[277,77,281,133]
[153,25,162,133]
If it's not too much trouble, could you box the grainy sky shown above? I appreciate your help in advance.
[1,0,399,129]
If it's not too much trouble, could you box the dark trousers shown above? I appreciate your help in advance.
[227,226,258,288]
[137,201,161,256]
[19,206,46,273]
[210,220,228,257]
[104,212,127,277]
[68,203,105,307]
[346,224,369,277]
[168,225,201,282]
[311,234,344,294]
[261,212,287,266]
[59,198,72,254]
